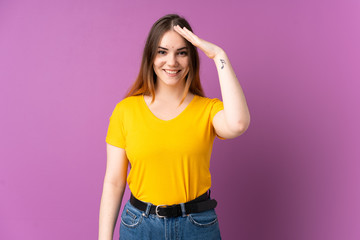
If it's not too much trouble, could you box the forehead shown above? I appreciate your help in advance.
[158,30,187,49]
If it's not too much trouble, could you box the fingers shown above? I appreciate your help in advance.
[173,25,191,41]
[173,25,199,46]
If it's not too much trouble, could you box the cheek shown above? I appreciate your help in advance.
[180,57,190,68]
[184,62,190,71]
[153,58,165,69]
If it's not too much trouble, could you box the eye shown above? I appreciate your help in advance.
[158,50,166,55]
[178,51,188,56]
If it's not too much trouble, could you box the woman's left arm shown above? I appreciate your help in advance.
[174,25,250,139]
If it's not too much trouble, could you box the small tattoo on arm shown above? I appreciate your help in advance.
[220,59,226,69]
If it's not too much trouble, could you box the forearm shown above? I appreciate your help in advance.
[98,182,126,240]
[213,49,250,131]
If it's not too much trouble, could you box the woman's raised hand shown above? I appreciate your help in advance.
[174,25,223,59]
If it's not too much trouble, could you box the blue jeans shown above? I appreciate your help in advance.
[119,199,222,240]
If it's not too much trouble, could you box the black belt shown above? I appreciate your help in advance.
[129,190,217,218]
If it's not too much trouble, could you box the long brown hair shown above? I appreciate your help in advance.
[125,14,205,104]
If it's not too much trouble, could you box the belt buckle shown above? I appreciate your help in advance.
[155,204,167,218]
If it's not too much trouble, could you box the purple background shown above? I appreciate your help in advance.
[1,0,359,239]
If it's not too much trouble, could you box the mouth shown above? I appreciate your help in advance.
[163,69,181,76]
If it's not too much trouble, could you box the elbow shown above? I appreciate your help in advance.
[231,120,250,136]
[240,121,250,133]
[240,115,251,133]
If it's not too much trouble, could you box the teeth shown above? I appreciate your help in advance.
[165,70,178,74]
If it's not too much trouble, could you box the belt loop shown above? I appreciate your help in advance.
[144,202,151,217]
[208,189,211,199]
[180,203,186,217]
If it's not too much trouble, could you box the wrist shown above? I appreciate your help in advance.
[213,48,226,60]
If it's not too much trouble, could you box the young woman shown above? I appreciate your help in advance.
[99,14,250,240]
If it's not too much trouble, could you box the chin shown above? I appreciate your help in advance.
[158,75,186,86]
[161,78,184,86]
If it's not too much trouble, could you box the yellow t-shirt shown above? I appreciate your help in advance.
[105,94,224,205]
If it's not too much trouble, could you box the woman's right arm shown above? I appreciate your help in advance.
[98,143,129,240]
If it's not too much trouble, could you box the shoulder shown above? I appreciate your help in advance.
[115,95,142,109]
[111,95,142,116]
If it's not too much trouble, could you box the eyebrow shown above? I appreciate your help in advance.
[158,46,188,51]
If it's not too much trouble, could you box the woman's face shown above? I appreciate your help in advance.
[153,30,190,88]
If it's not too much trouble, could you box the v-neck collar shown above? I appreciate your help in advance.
[141,94,197,123]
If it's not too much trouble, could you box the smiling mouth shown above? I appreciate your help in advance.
[164,69,181,74]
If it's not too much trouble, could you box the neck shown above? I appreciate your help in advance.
[154,81,187,102]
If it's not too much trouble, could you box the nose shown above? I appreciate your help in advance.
[166,53,178,66]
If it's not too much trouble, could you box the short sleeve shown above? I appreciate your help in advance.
[209,98,226,140]
[210,98,224,123]
[105,103,126,149]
